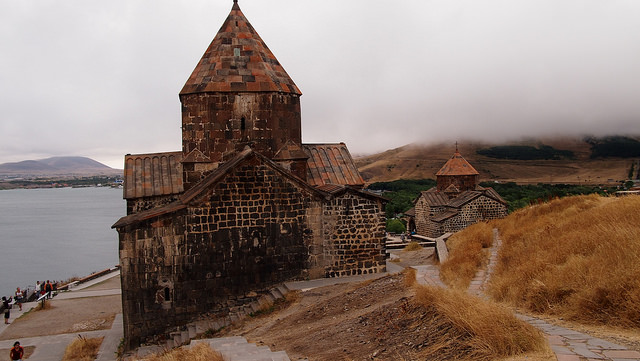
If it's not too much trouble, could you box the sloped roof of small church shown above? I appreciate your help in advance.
[180,1,301,95]
[303,143,365,188]
[435,151,479,176]
[123,152,183,200]
[418,189,450,206]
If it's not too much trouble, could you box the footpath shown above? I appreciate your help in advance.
[415,229,640,361]
[0,270,123,361]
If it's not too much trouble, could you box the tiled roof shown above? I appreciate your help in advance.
[180,2,301,95]
[436,151,479,176]
[418,189,450,206]
[303,143,365,188]
[115,148,324,228]
[482,187,507,205]
[432,210,459,222]
[273,140,309,161]
[123,152,183,200]
[448,190,482,208]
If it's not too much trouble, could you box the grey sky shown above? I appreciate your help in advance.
[2,0,640,169]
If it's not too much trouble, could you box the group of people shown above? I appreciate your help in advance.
[1,280,56,325]
[0,281,58,361]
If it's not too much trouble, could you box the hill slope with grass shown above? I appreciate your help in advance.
[355,136,640,184]
[442,194,640,330]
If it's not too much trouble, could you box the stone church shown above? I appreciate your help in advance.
[112,1,386,349]
[413,148,507,238]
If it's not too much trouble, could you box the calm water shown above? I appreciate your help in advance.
[0,187,125,298]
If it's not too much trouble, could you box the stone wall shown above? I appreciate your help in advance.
[119,160,320,348]
[414,197,430,237]
[441,196,507,234]
[118,158,387,349]
[322,192,386,277]
[436,174,478,192]
[126,194,180,215]
[414,197,448,238]
[180,92,302,190]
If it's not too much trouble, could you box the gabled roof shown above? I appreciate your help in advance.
[273,140,309,161]
[417,189,450,206]
[123,152,183,200]
[447,190,483,208]
[180,1,301,95]
[114,147,325,229]
[447,188,508,208]
[436,151,479,176]
[303,143,365,188]
[432,210,459,223]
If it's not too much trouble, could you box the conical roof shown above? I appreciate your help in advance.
[435,151,479,176]
[180,1,301,95]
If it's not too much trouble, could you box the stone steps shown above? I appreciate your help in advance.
[191,336,292,361]
[164,283,291,349]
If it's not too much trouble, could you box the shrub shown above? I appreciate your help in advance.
[386,218,406,233]
[62,335,103,361]
[410,284,549,360]
[141,342,224,361]
[403,241,422,251]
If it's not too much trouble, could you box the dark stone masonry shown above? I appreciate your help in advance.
[113,1,386,349]
[412,148,507,238]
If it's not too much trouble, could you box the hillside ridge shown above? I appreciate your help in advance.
[0,156,121,177]
[355,136,640,184]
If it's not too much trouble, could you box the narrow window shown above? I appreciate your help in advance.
[241,117,246,131]
[164,287,171,301]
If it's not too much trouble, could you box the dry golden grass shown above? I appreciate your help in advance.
[140,343,224,361]
[61,335,103,361]
[410,283,550,360]
[440,221,495,290]
[490,194,640,328]
[403,241,423,251]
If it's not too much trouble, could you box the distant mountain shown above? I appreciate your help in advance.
[355,136,640,185]
[0,156,122,177]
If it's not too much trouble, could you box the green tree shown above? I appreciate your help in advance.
[386,218,406,233]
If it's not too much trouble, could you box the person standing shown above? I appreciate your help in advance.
[34,281,41,300]
[10,341,24,361]
[14,288,23,311]
[2,297,11,324]
[44,280,53,299]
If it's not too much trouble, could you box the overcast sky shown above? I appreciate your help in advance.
[2,0,640,169]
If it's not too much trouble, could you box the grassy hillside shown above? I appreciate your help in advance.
[442,194,640,329]
[355,136,639,185]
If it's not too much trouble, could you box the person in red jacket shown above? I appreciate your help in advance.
[44,280,53,299]
[10,341,24,361]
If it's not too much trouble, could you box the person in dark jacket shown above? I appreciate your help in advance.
[2,296,12,324]
[10,341,24,361]
[44,280,53,299]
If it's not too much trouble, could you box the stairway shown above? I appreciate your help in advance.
[191,336,293,361]
[133,283,292,358]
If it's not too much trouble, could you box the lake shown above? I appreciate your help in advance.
[0,187,125,298]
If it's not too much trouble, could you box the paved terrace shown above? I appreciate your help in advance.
[0,270,123,361]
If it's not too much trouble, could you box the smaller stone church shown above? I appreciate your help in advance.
[413,148,507,238]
